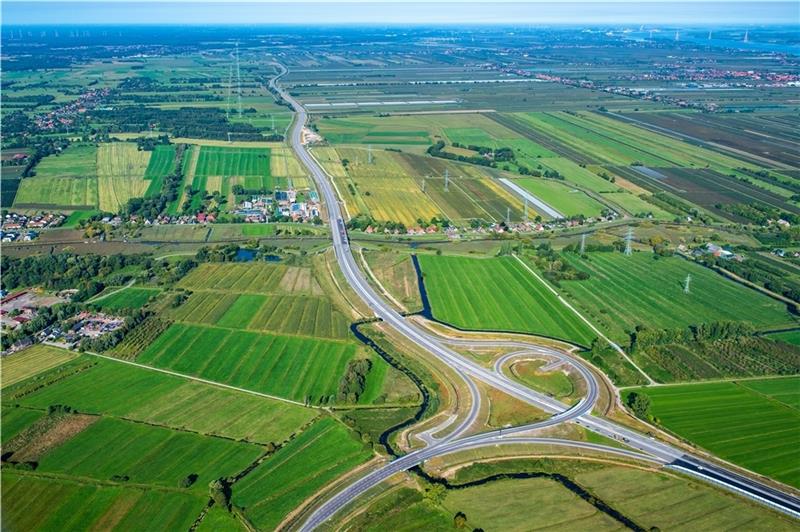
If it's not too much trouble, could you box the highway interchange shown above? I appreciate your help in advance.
[268,65,800,528]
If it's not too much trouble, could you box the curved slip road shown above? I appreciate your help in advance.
[269,65,800,526]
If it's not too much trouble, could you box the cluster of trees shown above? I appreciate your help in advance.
[629,321,755,353]
[195,244,242,262]
[336,358,373,403]
[525,242,590,285]
[78,309,149,353]
[701,254,800,304]
[117,77,208,93]
[1,253,150,294]
[125,144,186,218]
[451,142,515,162]
[264,82,292,109]
[643,192,714,224]
[231,184,272,196]
[427,140,497,168]
[562,241,620,255]
[346,213,407,234]
[133,135,171,151]
[717,202,799,227]
[625,391,652,420]
[91,106,270,141]
[736,168,800,195]
[414,216,451,229]
[599,171,616,183]
[3,94,56,111]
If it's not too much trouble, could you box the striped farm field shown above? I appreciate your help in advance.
[246,294,351,339]
[626,377,800,487]
[12,358,317,444]
[320,146,525,225]
[169,291,240,324]
[144,145,177,180]
[418,255,596,346]
[194,145,272,192]
[169,291,348,338]
[136,323,357,402]
[96,142,151,212]
[1,344,79,388]
[234,417,372,531]
[13,144,98,209]
[177,263,287,293]
[2,472,205,532]
[143,144,177,197]
[36,416,262,489]
[560,252,797,343]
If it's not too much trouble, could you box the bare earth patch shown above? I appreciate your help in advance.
[11,414,98,463]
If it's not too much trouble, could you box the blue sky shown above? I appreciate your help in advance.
[2,1,797,25]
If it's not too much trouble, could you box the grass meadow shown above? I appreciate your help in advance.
[575,464,797,529]
[144,144,177,197]
[168,291,350,339]
[514,177,605,217]
[560,252,797,343]
[234,417,372,530]
[418,255,596,346]
[93,286,161,310]
[37,416,262,488]
[177,263,289,293]
[13,144,98,208]
[626,377,800,487]
[12,357,317,444]
[443,476,620,530]
[136,323,358,403]
[2,472,205,531]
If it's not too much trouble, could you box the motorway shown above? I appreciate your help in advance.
[268,65,800,527]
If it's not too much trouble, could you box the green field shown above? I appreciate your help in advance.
[96,142,151,212]
[2,407,44,443]
[600,191,674,220]
[169,291,350,339]
[233,417,372,530]
[37,416,261,488]
[560,252,797,343]
[2,472,205,531]
[177,262,289,293]
[144,144,177,179]
[511,360,580,404]
[514,177,605,217]
[10,357,317,444]
[418,255,596,346]
[443,476,620,530]
[337,486,452,530]
[63,209,101,228]
[241,223,276,236]
[768,330,800,346]
[14,144,98,208]
[1,344,79,388]
[93,286,161,310]
[626,377,800,487]
[137,323,358,403]
[144,144,177,197]
[194,145,272,192]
